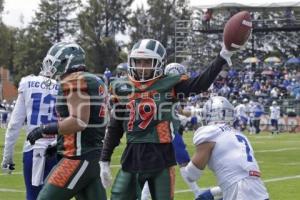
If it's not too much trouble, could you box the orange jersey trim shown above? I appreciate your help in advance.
[128,90,159,101]
[48,159,81,188]
[63,134,76,157]
[156,121,171,143]
[128,76,158,91]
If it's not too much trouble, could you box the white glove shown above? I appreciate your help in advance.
[220,44,234,66]
[1,157,15,174]
[100,161,113,189]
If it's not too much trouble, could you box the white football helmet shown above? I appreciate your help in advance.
[164,63,187,75]
[128,39,166,82]
[202,96,235,124]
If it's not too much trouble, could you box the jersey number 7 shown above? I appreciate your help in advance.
[235,135,253,162]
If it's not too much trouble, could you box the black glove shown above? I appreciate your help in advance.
[195,189,214,200]
[45,144,57,158]
[27,123,59,145]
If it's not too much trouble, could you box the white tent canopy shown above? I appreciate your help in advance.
[190,1,300,9]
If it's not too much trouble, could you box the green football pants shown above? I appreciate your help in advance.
[111,166,175,200]
[37,157,107,200]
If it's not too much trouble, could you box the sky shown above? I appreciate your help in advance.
[2,0,295,27]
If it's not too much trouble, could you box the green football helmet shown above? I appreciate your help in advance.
[41,42,86,77]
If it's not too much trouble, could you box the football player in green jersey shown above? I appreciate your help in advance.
[100,39,235,200]
[27,42,108,200]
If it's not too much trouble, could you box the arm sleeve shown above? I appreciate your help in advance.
[175,55,226,96]
[100,105,125,162]
[3,92,27,162]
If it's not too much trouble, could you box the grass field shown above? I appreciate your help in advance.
[0,128,300,200]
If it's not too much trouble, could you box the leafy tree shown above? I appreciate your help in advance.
[78,0,132,72]
[12,26,51,84]
[32,0,81,42]
[0,23,15,72]
[0,0,4,15]
[11,0,81,84]
[129,0,192,62]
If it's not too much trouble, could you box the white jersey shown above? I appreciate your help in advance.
[270,106,280,120]
[193,123,261,190]
[234,104,248,119]
[3,75,59,158]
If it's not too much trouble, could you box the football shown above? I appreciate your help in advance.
[223,11,252,51]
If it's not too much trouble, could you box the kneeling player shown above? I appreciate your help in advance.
[181,96,269,200]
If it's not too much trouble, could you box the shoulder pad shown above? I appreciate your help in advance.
[18,75,35,93]
[193,124,222,145]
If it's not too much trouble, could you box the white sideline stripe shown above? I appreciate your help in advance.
[0,172,23,176]
[174,175,300,194]
[0,188,25,193]
[264,175,300,183]
[67,160,89,189]
[1,174,300,194]
[281,162,300,166]
[256,147,300,153]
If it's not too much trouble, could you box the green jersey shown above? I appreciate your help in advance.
[56,71,107,158]
[111,74,186,144]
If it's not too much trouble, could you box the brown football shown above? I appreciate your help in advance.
[223,11,252,51]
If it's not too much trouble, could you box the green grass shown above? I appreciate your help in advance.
[0,128,300,200]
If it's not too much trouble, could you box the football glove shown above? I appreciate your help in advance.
[220,44,234,66]
[1,160,15,174]
[195,189,214,200]
[100,161,113,189]
[27,123,58,145]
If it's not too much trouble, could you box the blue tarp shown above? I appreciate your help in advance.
[286,57,300,64]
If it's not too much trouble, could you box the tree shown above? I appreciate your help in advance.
[12,26,52,84]
[32,0,81,42]
[78,0,133,72]
[0,23,15,71]
[11,0,81,84]
[129,0,192,62]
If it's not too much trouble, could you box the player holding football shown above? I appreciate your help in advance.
[181,96,269,200]
[99,38,235,200]
[26,42,108,200]
[1,62,58,200]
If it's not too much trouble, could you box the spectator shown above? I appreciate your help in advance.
[202,9,213,29]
